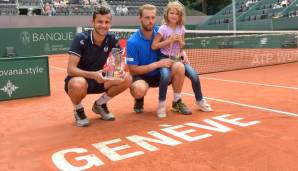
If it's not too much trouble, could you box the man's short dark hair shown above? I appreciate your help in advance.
[93,6,111,20]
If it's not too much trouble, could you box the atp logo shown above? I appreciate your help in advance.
[260,37,268,45]
[20,31,31,45]
[201,39,210,47]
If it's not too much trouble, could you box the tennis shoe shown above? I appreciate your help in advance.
[172,99,192,115]
[196,99,213,112]
[92,102,115,121]
[134,98,144,113]
[74,108,90,127]
[157,102,167,118]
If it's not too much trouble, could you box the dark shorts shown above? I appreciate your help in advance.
[158,53,184,61]
[64,76,106,94]
[158,53,169,60]
[133,75,161,87]
[133,74,172,88]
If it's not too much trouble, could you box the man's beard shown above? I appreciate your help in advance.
[94,27,107,36]
[142,24,153,31]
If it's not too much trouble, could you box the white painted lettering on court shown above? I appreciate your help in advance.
[52,114,261,170]
[51,148,103,171]
[160,124,212,142]
[213,114,261,127]
[126,131,182,152]
[185,119,232,133]
[92,138,144,161]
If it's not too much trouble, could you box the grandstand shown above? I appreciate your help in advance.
[198,0,298,30]
[0,0,18,15]
[0,0,168,16]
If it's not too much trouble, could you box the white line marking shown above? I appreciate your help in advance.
[181,92,298,117]
[50,66,67,71]
[201,76,298,90]
[51,65,298,117]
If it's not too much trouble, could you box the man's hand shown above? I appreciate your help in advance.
[92,70,106,84]
[157,58,173,68]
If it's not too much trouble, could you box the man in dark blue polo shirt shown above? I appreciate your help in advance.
[64,6,132,127]
[126,4,191,118]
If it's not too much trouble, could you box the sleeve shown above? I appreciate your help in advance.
[68,33,85,57]
[126,40,139,65]
[157,25,166,38]
[181,25,186,35]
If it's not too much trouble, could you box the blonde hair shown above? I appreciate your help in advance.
[138,4,157,17]
[162,1,185,25]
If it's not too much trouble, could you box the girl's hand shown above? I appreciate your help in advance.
[181,51,189,64]
[168,34,179,43]
[177,34,183,43]
[182,56,190,64]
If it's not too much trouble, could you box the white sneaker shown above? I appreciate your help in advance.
[74,108,90,127]
[196,99,213,112]
[157,102,167,118]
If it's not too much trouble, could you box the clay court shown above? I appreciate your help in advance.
[1,54,297,171]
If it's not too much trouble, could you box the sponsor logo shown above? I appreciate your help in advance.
[260,38,268,45]
[44,43,51,53]
[201,39,209,47]
[20,31,31,45]
[0,80,19,97]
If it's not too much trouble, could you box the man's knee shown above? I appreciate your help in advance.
[130,80,148,99]
[68,77,88,93]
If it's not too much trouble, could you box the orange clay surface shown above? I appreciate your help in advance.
[0,55,297,171]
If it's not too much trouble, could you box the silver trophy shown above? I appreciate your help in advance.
[104,48,125,80]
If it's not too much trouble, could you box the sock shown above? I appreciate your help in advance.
[158,101,166,108]
[73,103,83,110]
[173,93,181,102]
[96,93,112,105]
[136,97,144,101]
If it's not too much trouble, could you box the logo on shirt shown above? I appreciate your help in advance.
[80,40,84,45]
[126,57,134,62]
[104,46,109,53]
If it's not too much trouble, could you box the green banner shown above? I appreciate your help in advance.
[0,27,76,58]
[0,56,50,101]
[185,33,297,49]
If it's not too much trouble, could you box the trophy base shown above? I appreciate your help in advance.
[104,77,124,81]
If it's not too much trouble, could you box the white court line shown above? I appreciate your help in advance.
[50,66,67,71]
[180,92,298,117]
[201,76,298,90]
[51,65,298,117]
[51,66,298,90]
